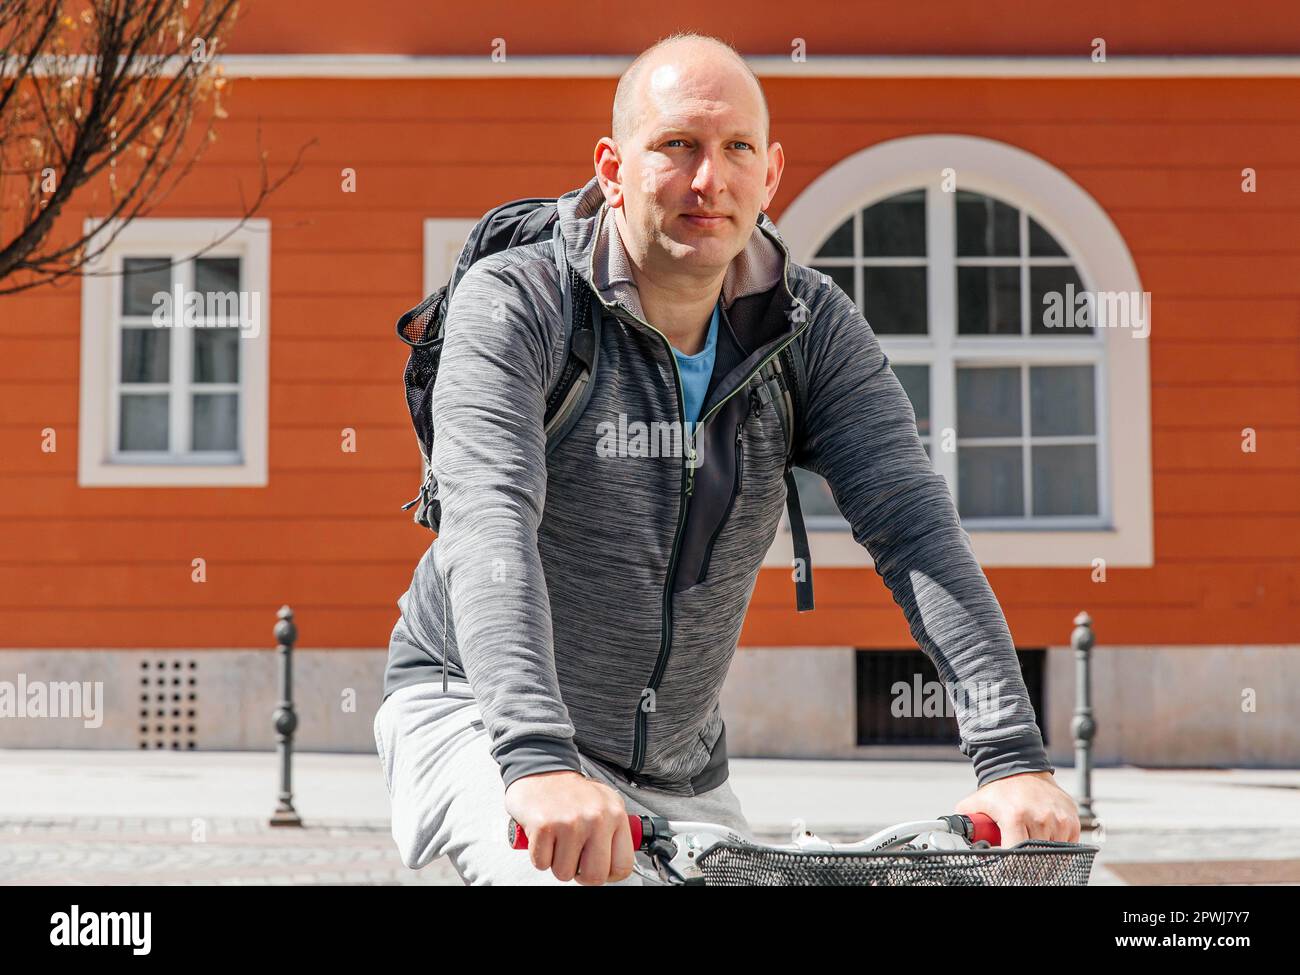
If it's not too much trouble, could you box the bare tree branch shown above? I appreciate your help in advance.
[0,0,311,295]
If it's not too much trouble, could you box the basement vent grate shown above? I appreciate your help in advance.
[138,658,199,750]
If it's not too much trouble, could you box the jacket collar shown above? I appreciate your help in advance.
[556,175,791,326]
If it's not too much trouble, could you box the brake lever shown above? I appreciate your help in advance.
[655,836,706,885]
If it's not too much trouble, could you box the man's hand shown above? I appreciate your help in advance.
[954,770,1081,846]
[504,770,637,885]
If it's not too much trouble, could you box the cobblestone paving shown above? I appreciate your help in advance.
[5,817,1298,885]
[0,817,460,885]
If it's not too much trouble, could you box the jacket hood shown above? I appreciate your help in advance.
[555,175,793,325]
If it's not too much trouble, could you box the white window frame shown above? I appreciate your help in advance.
[771,134,1153,568]
[423,218,478,296]
[78,218,270,487]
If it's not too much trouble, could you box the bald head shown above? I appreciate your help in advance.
[611,33,770,150]
[594,32,784,297]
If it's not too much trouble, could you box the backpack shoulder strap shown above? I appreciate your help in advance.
[777,335,808,459]
[771,336,814,613]
[542,224,601,454]
[783,467,814,612]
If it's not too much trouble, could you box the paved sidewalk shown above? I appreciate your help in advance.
[1,750,1297,885]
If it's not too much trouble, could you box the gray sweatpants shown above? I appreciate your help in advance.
[373,678,755,885]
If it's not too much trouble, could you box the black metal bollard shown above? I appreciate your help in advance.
[1070,611,1099,831]
[269,605,302,827]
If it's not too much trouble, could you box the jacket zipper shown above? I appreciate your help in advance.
[617,307,811,779]
[583,208,812,781]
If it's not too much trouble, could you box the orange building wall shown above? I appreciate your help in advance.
[224,0,1300,57]
[2,62,1298,649]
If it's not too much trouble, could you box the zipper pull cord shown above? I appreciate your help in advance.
[735,424,744,494]
[685,419,700,495]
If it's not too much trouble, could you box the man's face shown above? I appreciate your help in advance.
[602,58,783,279]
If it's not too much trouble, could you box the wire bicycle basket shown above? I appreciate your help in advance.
[508,811,1099,886]
[690,838,1096,886]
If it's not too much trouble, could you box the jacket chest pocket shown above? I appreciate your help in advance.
[691,383,790,587]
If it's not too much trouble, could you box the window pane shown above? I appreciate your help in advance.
[1030,365,1095,436]
[1031,265,1093,335]
[862,190,926,257]
[193,328,240,383]
[1032,444,1098,515]
[891,364,930,436]
[864,266,927,335]
[957,366,1021,438]
[196,257,240,296]
[791,467,842,519]
[195,257,241,323]
[120,394,169,451]
[1029,217,1067,257]
[121,257,171,316]
[956,192,1018,257]
[814,218,854,258]
[811,264,855,305]
[957,265,1019,335]
[192,393,239,451]
[958,446,1023,518]
[120,327,170,383]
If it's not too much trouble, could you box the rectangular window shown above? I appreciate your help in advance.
[79,219,269,487]
[115,256,244,459]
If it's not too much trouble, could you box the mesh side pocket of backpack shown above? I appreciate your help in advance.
[694,840,1097,887]
[396,287,448,458]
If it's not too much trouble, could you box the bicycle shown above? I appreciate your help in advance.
[508,811,1098,885]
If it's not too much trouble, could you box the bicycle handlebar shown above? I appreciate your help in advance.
[507,812,1000,851]
[508,814,645,851]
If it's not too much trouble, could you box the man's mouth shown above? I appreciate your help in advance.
[682,213,729,228]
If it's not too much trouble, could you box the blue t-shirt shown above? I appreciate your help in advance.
[671,300,720,428]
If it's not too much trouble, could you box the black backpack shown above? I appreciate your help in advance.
[394,195,815,611]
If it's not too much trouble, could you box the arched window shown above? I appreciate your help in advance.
[774,135,1152,568]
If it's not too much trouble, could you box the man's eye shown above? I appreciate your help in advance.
[663,140,753,151]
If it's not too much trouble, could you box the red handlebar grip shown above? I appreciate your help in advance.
[968,812,1001,846]
[508,813,645,850]
[507,818,529,850]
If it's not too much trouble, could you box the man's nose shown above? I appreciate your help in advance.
[691,146,726,195]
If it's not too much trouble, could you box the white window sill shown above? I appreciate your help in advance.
[765,523,1152,569]
[80,458,264,487]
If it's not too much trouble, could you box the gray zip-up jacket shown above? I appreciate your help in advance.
[382,175,1055,797]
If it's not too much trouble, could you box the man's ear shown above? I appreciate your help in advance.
[594,138,625,209]
[763,141,785,211]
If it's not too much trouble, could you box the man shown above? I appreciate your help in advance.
[374,31,1080,886]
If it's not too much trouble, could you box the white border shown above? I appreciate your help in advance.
[209,54,1300,79]
[78,218,271,487]
[771,134,1153,568]
[422,218,477,295]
